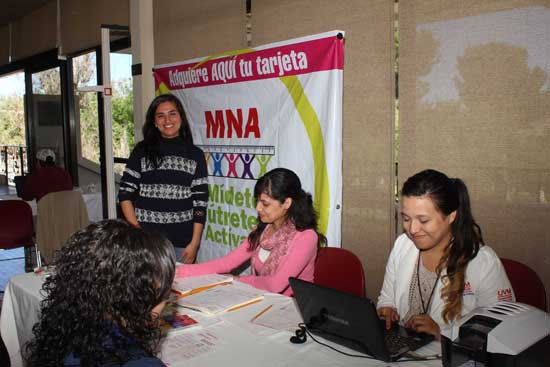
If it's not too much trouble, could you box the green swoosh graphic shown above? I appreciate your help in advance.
[280,75,329,236]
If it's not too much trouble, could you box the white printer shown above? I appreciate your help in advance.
[441,302,550,366]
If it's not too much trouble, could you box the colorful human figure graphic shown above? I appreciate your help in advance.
[240,153,255,179]
[204,152,212,175]
[255,155,272,178]
[225,153,239,178]
[212,152,224,177]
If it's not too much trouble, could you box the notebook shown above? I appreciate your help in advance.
[176,282,264,316]
[289,277,434,362]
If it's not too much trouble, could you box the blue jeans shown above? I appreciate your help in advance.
[174,246,185,261]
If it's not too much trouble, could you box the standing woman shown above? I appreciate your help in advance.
[119,94,209,263]
[377,169,514,339]
[177,168,325,296]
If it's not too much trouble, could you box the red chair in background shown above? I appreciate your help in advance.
[314,247,366,297]
[0,200,34,271]
[500,258,547,311]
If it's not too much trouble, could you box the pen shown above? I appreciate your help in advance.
[250,304,273,322]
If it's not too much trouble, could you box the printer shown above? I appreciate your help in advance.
[441,302,550,366]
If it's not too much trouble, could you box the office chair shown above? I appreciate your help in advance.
[500,258,547,312]
[0,200,34,272]
[36,190,89,264]
[314,247,366,297]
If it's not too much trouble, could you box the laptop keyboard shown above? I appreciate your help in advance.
[384,326,433,355]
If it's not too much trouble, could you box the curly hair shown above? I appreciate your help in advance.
[141,93,194,168]
[401,169,484,323]
[247,168,326,250]
[24,220,175,366]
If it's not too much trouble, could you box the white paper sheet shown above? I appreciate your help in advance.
[160,329,222,365]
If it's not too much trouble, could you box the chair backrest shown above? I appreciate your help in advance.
[36,190,89,263]
[500,258,547,311]
[314,247,366,297]
[0,200,34,250]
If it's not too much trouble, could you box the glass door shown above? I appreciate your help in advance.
[30,66,66,168]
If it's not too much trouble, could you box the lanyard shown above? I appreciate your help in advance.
[416,254,441,315]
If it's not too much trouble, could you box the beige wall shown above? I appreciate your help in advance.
[0,25,9,66]
[153,0,246,65]
[252,0,396,300]
[12,1,57,61]
[399,0,550,307]
[60,0,129,55]
[6,0,129,61]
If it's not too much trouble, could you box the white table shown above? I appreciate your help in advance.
[0,273,46,367]
[0,273,441,367]
[0,191,103,222]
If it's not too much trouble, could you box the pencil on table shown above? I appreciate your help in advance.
[250,304,273,322]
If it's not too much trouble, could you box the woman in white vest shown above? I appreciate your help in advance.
[377,169,514,340]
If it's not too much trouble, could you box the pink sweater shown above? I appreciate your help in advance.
[176,230,318,296]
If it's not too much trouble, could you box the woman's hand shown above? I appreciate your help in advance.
[377,307,400,330]
[180,243,198,264]
[404,314,441,340]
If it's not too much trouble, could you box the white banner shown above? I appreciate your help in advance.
[154,31,344,262]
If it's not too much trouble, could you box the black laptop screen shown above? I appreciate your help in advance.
[289,277,390,360]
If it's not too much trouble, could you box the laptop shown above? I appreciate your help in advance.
[289,277,434,362]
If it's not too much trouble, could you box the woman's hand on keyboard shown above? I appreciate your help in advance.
[377,307,400,330]
[404,314,441,340]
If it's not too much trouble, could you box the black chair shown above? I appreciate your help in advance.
[13,175,27,198]
[0,333,10,367]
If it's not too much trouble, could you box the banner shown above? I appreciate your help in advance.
[153,31,344,263]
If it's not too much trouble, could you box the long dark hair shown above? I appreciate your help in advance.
[401,169,484,322]
[248,168,325,250]
[25,220,175,366]
[142,93,194,168]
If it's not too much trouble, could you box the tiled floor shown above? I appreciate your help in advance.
[0,247,28,312]
[0,184,17,195]
[0,247,26,293]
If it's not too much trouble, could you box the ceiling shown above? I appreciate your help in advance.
[0,0,51,27]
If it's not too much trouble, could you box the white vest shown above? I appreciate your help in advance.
[377,234,514,334]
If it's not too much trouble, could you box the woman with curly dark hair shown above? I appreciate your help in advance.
[377,169,514,340]
[118,93,209,264]
[177,168,326,296]
[25,220,175,366]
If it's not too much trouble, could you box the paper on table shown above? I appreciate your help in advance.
[250,300,303,332]
[160,329,221,365]
[177,283,264,316]
[172,274,233,296]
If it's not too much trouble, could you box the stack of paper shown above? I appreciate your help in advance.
[177,283,264,316]
[172,274,233,296]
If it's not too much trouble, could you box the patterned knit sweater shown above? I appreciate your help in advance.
[118,137,209,247]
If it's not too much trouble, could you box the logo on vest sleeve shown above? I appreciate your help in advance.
[463,281,474,296]
[497,288,513,301]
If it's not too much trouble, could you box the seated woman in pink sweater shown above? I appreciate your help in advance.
[176,168,325,296]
